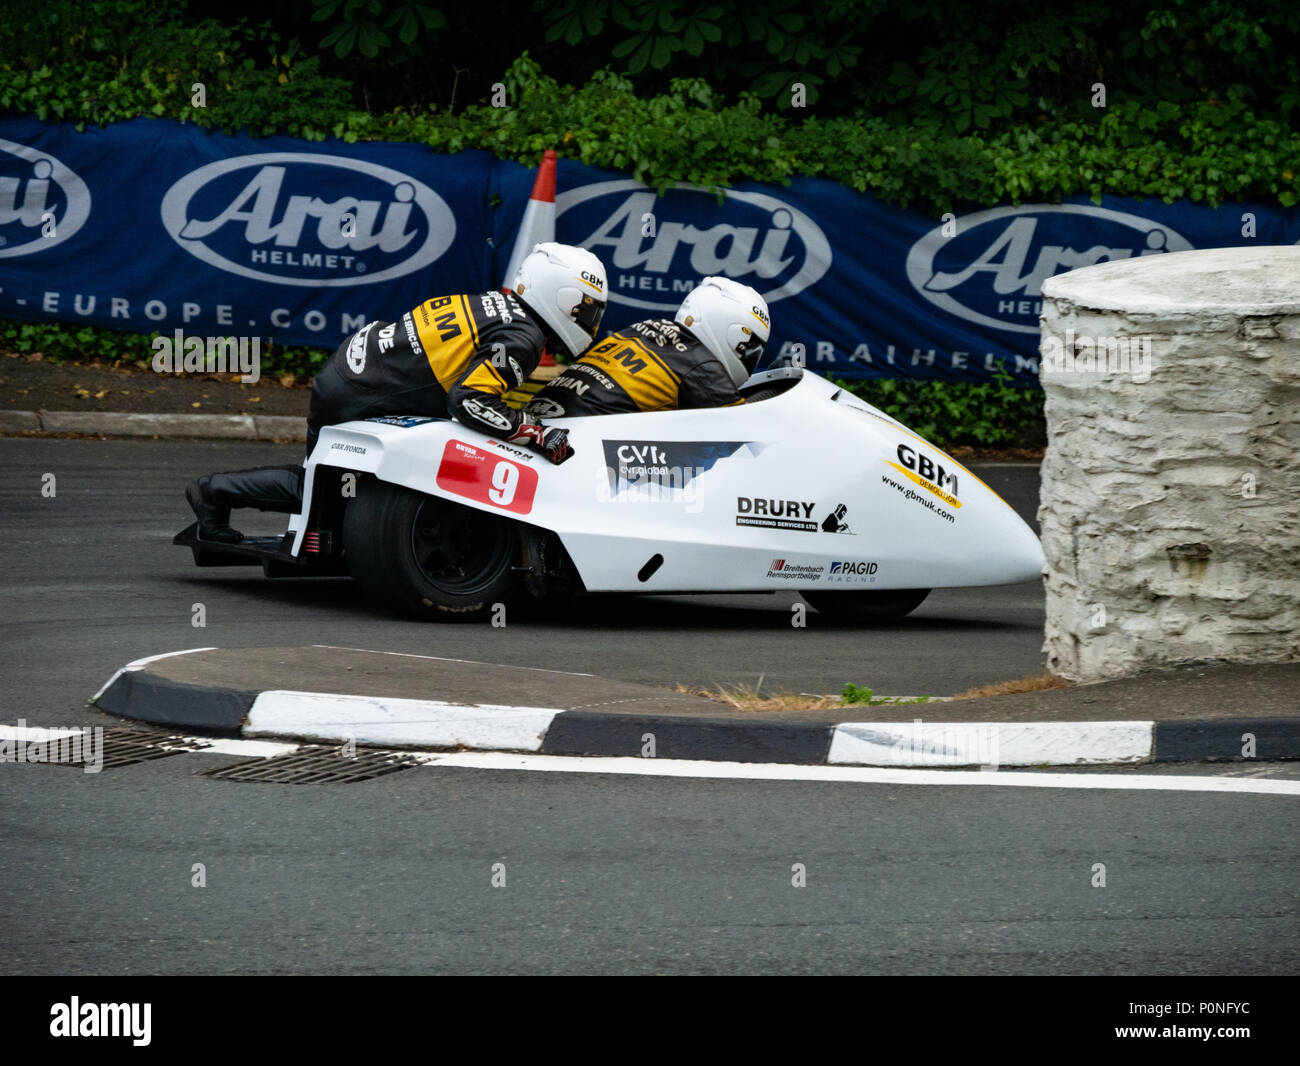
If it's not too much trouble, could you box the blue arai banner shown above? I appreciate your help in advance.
[3,115,1298,386]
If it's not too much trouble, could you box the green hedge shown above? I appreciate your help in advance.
[840,374,1045,450]
[343,58,1300,209]
[0,319,334,380]
[3,13,1297,210]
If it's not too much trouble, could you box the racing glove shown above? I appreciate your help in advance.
[509,421,572,465]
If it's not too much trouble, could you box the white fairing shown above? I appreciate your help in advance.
[297,371,1045,593]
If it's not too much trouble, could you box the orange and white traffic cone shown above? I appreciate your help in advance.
[503,150,559,364]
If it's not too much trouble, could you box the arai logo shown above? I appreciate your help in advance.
[160,153,456,287]
[905,204,1194,335]
[0,137,91,258]
[556,179,831,312]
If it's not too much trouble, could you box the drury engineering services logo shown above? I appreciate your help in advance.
[160,153,456,286]
[556,180,831,313]
[0,137,90,257]
[905,204,1193,335]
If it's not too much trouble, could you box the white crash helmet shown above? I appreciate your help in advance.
[675,276,770,387]
[513,242,608,358]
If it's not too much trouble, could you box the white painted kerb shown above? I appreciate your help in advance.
[829,721,1155,767]
[244,691,564,750]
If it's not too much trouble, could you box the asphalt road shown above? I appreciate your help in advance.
[5,437,1294,977]
[2,751,1297,975]
[1,438,1044,729]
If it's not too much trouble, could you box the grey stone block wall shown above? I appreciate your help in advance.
[1038,247,1300,681]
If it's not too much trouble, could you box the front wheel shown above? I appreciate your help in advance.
[801,588,930,623]
[342,478,520,621]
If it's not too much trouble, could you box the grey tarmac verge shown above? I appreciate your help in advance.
[91,646,1300,768]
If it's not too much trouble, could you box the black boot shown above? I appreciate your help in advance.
[187,465,304,543]
[186,476,242,543]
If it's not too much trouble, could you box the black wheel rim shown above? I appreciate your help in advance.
[409,498,513,597]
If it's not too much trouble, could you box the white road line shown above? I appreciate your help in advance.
[7,727,1298,796]
[0,725,298,758]
[309,645,596,676]
[162,737,300,758]
[410,751,1300,796]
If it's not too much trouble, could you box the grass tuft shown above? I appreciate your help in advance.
[950,673,1070,700]
[676,678,934,712]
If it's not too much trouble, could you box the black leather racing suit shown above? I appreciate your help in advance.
[190,289,549,540]
[307,288,547,451]
[525,318,744,418]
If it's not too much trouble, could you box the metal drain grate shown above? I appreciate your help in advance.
[201,745,421,784]
[50,727,210,770]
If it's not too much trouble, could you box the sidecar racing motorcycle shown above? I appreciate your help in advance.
[174,368,1044,622]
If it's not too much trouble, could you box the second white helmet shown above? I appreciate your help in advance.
[675,277,770,387]
[513,242,608,359]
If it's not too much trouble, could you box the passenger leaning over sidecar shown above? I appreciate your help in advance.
[184,243,607,544]
[524,276,771,420]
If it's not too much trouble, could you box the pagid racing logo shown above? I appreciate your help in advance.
[828,560,879,584]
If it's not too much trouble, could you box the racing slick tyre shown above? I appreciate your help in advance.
[342,477,520,621]
[800,588,930,623]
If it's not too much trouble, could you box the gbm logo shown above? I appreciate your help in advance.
[556,179,831,312]
[0,137,91,258]
[905,204,1194,335]
[160,153,456,287]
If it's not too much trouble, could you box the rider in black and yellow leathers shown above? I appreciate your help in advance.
[525,276,771,420]
[185,243,607,544]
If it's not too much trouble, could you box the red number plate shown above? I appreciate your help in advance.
[436,440,538,515]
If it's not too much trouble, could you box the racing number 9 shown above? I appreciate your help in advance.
[488,460,519,506]
[437,440,539,515]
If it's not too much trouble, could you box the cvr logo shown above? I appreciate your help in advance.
[617,443,667,465]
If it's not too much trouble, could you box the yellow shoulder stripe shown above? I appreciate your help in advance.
[458,293,480,350]
[460,359,508,396]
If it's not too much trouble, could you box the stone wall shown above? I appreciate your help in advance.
[1038,246,1300,682]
